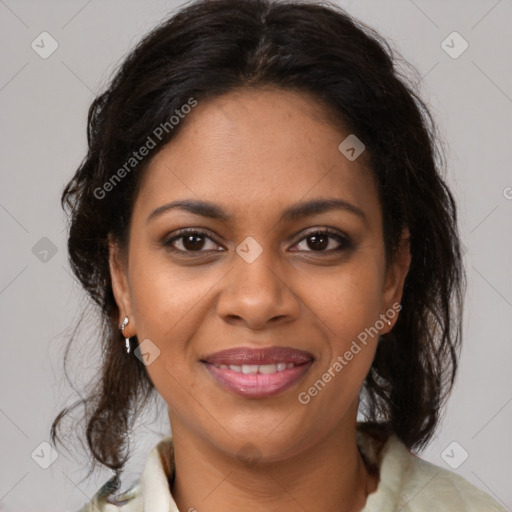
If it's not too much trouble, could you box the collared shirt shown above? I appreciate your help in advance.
[77,425,504,511]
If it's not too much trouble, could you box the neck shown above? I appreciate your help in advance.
[168,418,378,512]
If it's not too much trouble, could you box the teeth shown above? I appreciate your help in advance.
[258,364,277,374]
[241,364,259,374]
[213,362,298,374]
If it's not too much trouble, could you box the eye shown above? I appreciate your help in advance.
[292,228,352,253]
[162,228,223,254]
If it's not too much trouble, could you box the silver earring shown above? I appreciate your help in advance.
[385,318,391,326]
[119,316,131,354]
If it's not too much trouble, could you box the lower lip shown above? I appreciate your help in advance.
[202,361,313,399]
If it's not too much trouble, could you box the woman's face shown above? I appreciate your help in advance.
[110,87,410,462]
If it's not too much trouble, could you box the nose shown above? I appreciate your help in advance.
[216,249,301,331]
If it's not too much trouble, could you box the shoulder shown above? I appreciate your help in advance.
[75,475,143,512]
[363,432,505,511]
[400,446,504,511]
[75,436,176,512]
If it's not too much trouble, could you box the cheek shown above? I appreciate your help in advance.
[299,255,383,397]
[304,256,384,340]
[127,249,225,397]
[296,266,382,426]
[129,248,212,341]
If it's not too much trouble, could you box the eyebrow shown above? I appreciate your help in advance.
[146,197,367,225]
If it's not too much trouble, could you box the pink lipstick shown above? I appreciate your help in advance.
[201,346,314,399]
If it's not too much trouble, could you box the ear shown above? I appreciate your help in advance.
[108,235,136,337]
[380,228,411,333]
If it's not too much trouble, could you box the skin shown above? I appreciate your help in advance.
[109,87,411,512]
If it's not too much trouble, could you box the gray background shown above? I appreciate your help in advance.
[1,0,511,510]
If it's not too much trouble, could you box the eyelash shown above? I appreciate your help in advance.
[161,227,352,256]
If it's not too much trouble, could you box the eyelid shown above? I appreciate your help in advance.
[162,228,223,251]
[290,227,352,253]
[292,226,349,243]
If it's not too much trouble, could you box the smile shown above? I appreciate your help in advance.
[212,362,298,373]
[203,360,313,399]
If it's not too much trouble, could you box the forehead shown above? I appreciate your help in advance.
[133,87,380,227]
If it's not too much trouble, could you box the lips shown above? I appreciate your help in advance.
[201,346,314,399]
[202,346,314,366]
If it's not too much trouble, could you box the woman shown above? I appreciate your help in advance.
[51,0,504,510]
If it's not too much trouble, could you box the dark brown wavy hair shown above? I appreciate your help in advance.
[51,0,465,488]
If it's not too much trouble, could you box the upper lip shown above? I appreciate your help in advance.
[201,346,314,366]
